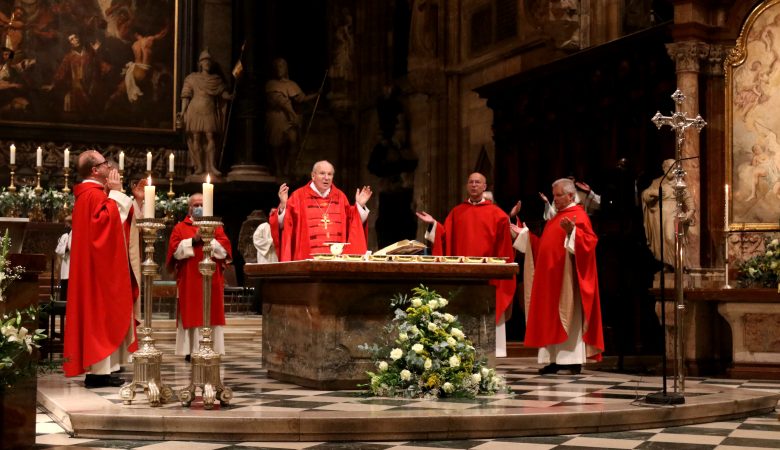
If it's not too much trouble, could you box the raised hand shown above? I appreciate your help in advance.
[575,181,591,193]
[355,186,373,207]
[106,168,122,192]
[560,215,576,234]
[415,211,435,224]
[278,183,289,209]
[509,200,522,218]
[131,177,147,203]
[539,192,549,204]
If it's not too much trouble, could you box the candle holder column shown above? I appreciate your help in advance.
[119,218,174,406]
[6,164,18,217]
[28,165,45,222]
[165,171,175,223]
[178,216,232,409]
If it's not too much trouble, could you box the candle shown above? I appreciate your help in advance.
[36,146,42,167]
[9,144,15,165]
[119,151,125,170]
[169,152,175,173]
[146,152,152,171]
[724,184,729,261]
[63,148,69,168]
[202,174,214,217]
[143,175,155,219]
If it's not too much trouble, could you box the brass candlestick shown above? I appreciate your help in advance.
[179,216,232,410]
[165,171,175,223]
[62,167,71,194]
[8,163,16,193]
[119,218,174,406]
[119,169,125,193]
[28,166,45,222]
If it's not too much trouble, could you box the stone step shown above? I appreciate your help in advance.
[148,315,262,343]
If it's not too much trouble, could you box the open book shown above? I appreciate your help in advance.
[374,239,428,255]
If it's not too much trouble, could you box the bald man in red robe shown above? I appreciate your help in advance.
[416,172,516,357]
[167,193,232,360]
[511,178,604,375]
[269,160,372,260]
[64,150,138,388]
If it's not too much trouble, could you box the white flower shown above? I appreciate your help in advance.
[428,299,439,310]
[409,325,420,335]
[471,373,482,383]
[767,251,774,257]
[399,332,408,342]
[773,239,779,246]
[400,369,411,381]
[749,267,757,275]
[378,361,388,371]
[451,328,464,340]
[446,337,456,347]
[427,322,438,332]
[448,355,460,368]
[424,358,432,370]
[443,313,455,323]
[412,343,424,354]
[442,382,454,393]
[411,298,422,307]
[438,298,448,307]
[390,348,403,360]
[481,367,490,377]
[772,261,778,269]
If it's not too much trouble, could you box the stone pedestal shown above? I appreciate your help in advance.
[245,260,517,389]
[717,291,780,379]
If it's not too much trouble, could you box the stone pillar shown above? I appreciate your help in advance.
[226,0,274,182]
[666,40,709,268]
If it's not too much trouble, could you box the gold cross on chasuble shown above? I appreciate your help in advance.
[321,213,331,238]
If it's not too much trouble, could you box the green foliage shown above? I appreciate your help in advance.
[359,285,507,399]
[737,237,780,290]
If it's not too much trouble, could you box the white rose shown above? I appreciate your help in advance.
[767,250,774,257]
[428,299,439,310]
[449,355,460,368]
[451,328,464,340]
[491,376,501,386]
[443,313,455,323]
[427,322,438,332]
[390,348,403,360]
[411,298,423,307]
[378,361,388,371]
[399,332,408,342]
[481,367,490,377]
[471,373,482,383]
[438,298,448,307]
[773,239,779,246]
[446,337,456,347]
[412,343,424,354]
[772,261,778,269]
[400,369,411,381]
[442,382,454,393]
[749,267,757,275]
[424,358,432,370]
[409,325,420,335]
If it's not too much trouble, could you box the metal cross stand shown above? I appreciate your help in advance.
[178,216,233,409]
[646,89,706,405]
[119,218,174,406]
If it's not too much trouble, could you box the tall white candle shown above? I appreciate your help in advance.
[119,151,125,170]
[202,174,214,217]
[144,176,155,219]
[169,152,175,172]
[725,184,729,261]
[9,144,15,165]
[63,148,69,168]
[36,146,42,167]
[146,151,152,171]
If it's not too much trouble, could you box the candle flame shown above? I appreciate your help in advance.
[206,173,211,183]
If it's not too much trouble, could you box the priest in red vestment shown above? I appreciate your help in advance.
[416,172,516,357]
[63,150,138,388]
[269,160,372,260]
[511,178,604,375]
[167,193,232,359]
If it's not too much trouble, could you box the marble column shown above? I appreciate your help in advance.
[666,40,709,268]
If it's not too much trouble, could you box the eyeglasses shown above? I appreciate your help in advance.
[92,160,109,169]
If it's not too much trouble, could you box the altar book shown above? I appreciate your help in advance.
[374,239,427,255]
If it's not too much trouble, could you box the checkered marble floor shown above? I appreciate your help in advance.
[36,340,780,449]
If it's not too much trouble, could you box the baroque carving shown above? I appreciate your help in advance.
[666,41,710,73]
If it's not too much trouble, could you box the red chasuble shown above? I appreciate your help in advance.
[269,185,367,261]
[523,204,604,360]
[431,200,516,323]
[166,217,232,328]
[63,183,138,377]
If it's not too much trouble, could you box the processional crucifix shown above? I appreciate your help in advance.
[646,89,706,405]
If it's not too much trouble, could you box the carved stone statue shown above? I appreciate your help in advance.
[329,9,354,86]
[178,49,231,177]
[641,159,696,269]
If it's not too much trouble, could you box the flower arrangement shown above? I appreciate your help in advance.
[737,237,780,291]
[359,285,507,399]
[0,230,46,390]
[156,193,190,223]
[0,187,73,220]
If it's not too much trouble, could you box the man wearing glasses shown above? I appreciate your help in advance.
[63,150,138,388]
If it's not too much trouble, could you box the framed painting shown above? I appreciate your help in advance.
[726,0,780,231]
[0,0,183,142]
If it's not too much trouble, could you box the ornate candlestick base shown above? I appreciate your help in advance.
[62,167,71,194]
[119,218,173,406]
[179,217,233,409]
[28,166,45,222]
[8,164,17,193]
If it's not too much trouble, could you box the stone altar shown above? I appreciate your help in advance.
[244,260,518,389]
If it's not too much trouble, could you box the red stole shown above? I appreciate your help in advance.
[431,200,516,323]
[63,183,138,377]
[524,205,604,360]
[166,217,231,328]
[269,185,368,261]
